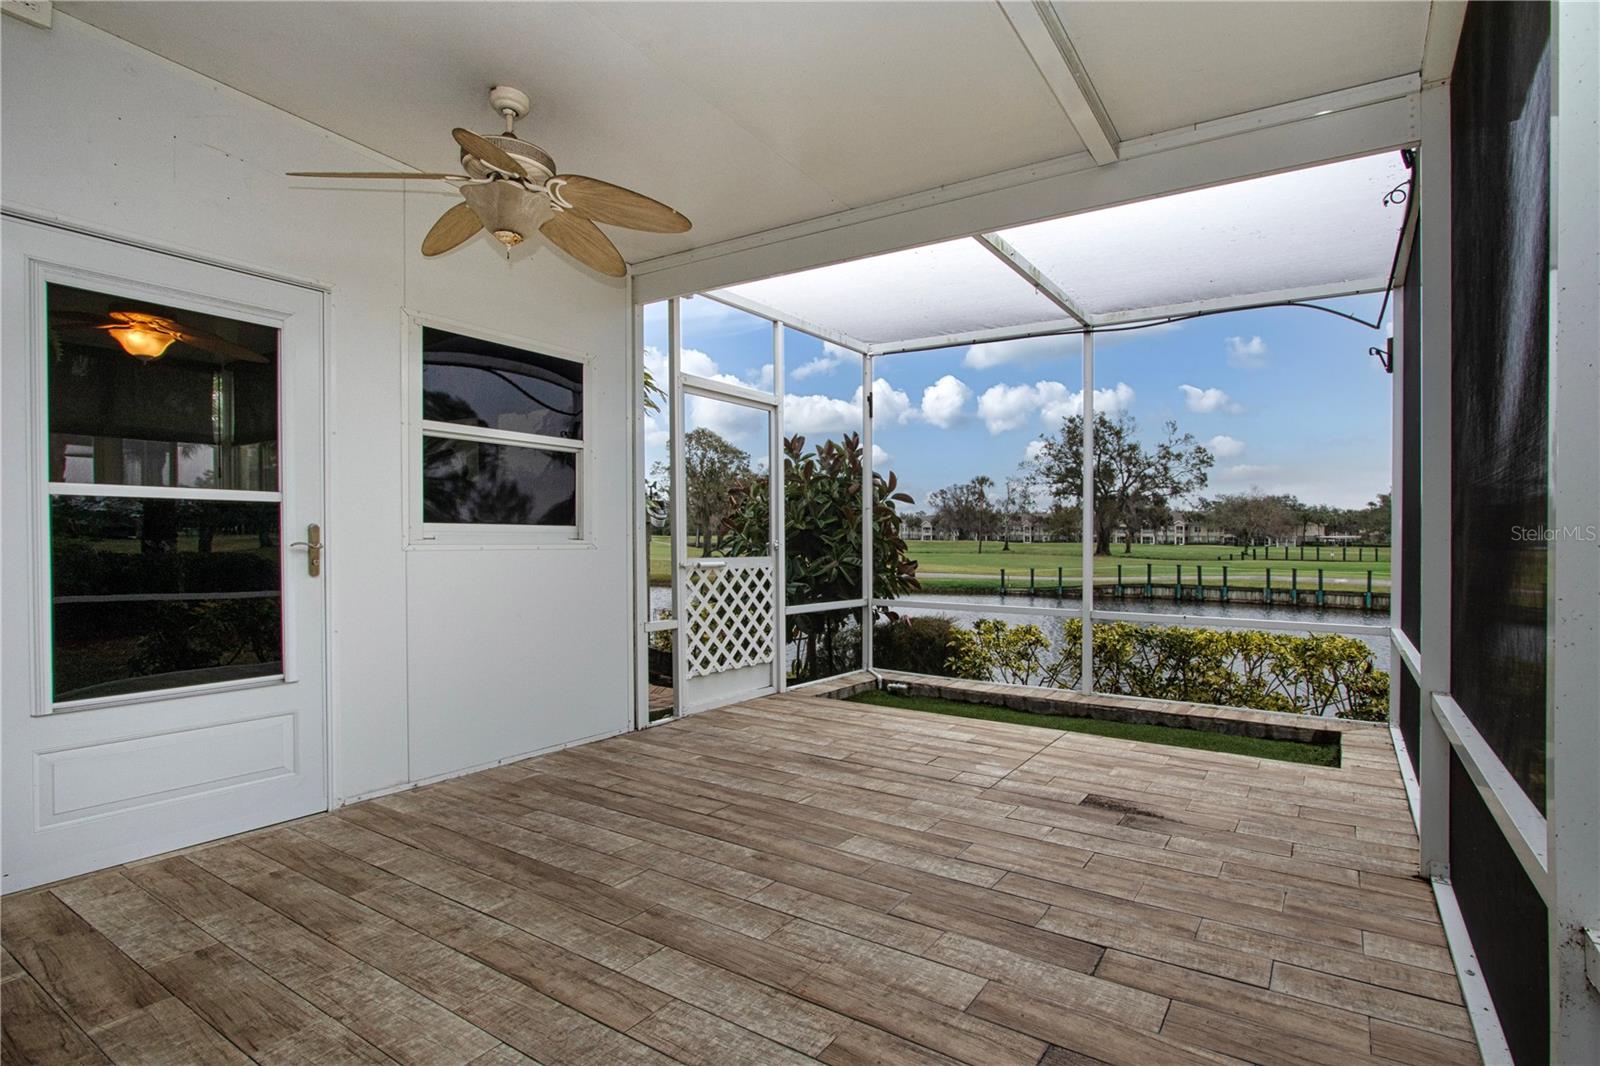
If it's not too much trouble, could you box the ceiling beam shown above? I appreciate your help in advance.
[998,1,1119,165]
[1420,1,1468,86]
[973,233,1090,325]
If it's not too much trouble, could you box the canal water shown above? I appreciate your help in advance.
[648,587,1390,671]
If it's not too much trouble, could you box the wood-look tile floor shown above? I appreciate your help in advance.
[2,693,1480,1065]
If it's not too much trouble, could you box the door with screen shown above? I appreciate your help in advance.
[1,219,327,892]
[675,385,781,714]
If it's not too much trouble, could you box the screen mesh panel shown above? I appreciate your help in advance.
[715,238,1070,348]
[1448,0,1550,812]
[1398,669,1420,775]
[710,155,1409,348]
[1449,751,1548,1065]
[995,153,1408,319]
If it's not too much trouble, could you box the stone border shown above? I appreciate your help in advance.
[795,669,1382,746]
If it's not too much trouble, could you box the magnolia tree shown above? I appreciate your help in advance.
[722,433,920,679]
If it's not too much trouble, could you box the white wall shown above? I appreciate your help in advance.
[1,14,634,801]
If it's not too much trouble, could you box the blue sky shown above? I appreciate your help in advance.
[644,292,1392,512]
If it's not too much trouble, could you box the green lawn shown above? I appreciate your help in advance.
[649,535,1390,590]
[849,689,1340,767]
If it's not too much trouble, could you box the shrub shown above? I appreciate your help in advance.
[941,617,1388,720]
[873,615,978,678]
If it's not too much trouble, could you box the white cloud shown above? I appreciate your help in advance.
[790,342,854,381]
[961,334,1079,370]
[1225,335,1268,369]
[687,393,764,446]
[1206,434,1246,459]
[976,380,1134,435]
[1220,463,1283,480]
[920,375,972,428]
[1024,439,1048,463]
[783,393,859,436]
[781,377,913,438]
[1179,384,1243,414]
[870,377,915,425]
[872,444,889,466]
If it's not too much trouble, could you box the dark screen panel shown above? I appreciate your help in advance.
[1449,751,1548,1065]
[1400,225,1421,647]
[422,327,583,440]
[1398,669,1420,775]
[422,437,577,527]
[50,496,282,701]
[1449,0,1550,812]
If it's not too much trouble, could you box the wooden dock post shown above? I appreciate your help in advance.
[1266,567,1272,605]
[1222,565,1229,602]
[1317,567,1325,606]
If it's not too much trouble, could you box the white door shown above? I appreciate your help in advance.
[674,384,781,715]
[1,219,327,892]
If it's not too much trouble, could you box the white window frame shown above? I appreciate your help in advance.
[403,311,591,549]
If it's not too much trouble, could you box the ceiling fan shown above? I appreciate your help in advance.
[287,86,689,278]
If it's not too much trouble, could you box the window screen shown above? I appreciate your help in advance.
[1448,0,1550,812]
[418,326,583,531]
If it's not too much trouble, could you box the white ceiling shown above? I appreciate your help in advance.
[58,1,1432,267]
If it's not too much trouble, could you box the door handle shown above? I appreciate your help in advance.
[289,523,323,577]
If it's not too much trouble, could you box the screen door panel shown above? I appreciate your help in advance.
[676,388,779,713]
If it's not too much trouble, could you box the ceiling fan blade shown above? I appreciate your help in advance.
[287,170,465,179]
[173,330,270,364]
[421,201,483,257]
[539,212,626,278]
[452,128,526,178]
[554,175,691,233]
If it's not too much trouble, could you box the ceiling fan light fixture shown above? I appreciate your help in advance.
[492,229,525,247]
[108,325,177,359]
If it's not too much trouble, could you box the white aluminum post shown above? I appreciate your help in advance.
[631,296,648,729]
[1550,1,1600,1056]
[1080,330,1094,692]
[1417,84,1453,882]
[1390,284,1406,735]
[862,354,875,671]
[772,320,787,692]
[668,298,688,719]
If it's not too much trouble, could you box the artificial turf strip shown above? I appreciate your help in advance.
[847,689,1341,767]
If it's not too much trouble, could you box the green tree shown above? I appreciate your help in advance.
[682,427,753,554]
[1029,413,1213,556]
[722,433,920,679]
[1199,491,1305,545]
[928,476,1002,552]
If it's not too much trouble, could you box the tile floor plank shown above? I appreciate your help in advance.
[2,692,1477,1065]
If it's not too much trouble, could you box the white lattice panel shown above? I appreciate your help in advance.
[683,561,776,679]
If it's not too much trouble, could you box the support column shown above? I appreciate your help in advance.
[668,298,687,718]
[1080,331,1095,693]
[772,320,787,693]
[1550,1,1600,1056]
[1417,84,1453,882]
[862,354,875,671]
